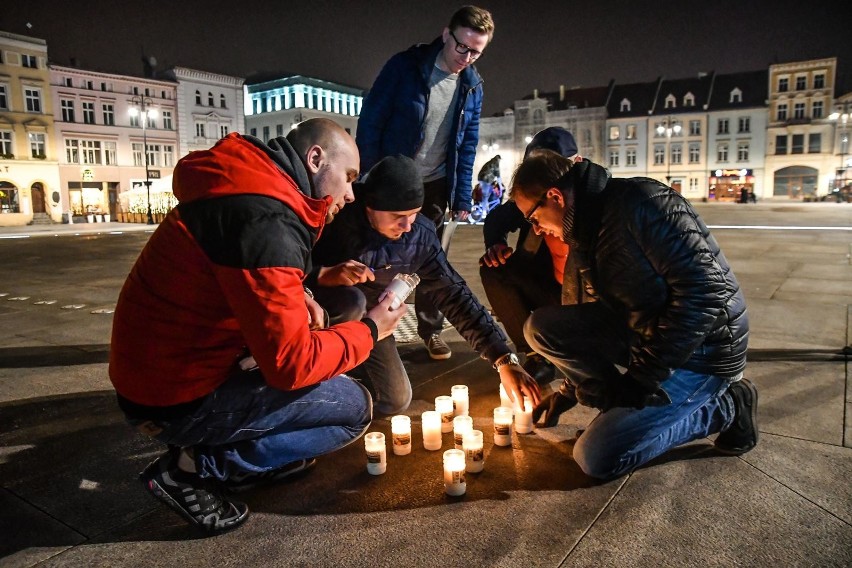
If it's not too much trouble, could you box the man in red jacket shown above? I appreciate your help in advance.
[109,119,406,534]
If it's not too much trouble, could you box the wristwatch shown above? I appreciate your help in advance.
[493,352,521,370]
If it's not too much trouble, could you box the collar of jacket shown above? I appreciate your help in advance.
[561,159,611,248]
[413,36,484,91]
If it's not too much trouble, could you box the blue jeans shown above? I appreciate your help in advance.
[525,302,735,479]
[140,372,372,481]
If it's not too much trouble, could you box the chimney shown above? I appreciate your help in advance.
[560,84,565,101]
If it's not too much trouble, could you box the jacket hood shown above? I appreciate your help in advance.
[173,132,330,230]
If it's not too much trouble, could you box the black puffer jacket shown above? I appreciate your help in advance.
[562,160,749,391]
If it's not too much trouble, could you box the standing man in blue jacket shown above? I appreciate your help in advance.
[356,5,493,361]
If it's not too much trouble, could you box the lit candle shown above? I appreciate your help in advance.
[364,432,386,475]
[435,395,454,433]
[443,449,466,496]
[453,415,473,449]
[493,406,513,446]
[451,384,469,416]
[499,383,514,410]
[463,429,484,473]
[421,410,442,451]
[391,415,412,456]
[514,397,534,434]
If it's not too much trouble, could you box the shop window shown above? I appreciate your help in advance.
[0,182,21,213]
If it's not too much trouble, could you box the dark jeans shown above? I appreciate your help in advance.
[524,302,736,479]
[417,177,450,339]
[479,250,561,353]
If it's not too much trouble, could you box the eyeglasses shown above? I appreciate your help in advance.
[523,195,547,226]
[449,29,483,60]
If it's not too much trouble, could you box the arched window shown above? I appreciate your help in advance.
[620,98,631,112]
[208,92,214,106]
[220,94,227,108]
[664,94,676,109]
[684,92,695,107]
[195,90,201,105]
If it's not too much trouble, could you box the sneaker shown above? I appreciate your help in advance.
[140,451,249,534]
[425,334,452,360]
[715,378,759,455]
[223,458,317,493]
[522,353,556,384]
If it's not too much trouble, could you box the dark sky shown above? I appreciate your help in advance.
[3,0,850,116]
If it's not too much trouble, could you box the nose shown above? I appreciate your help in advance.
[344,184,355,203]
[400,217,412,232]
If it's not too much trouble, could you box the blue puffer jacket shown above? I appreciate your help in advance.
[356,37,483,212]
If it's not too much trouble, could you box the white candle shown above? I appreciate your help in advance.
[493,406,513,447]
[451,384,469,416]
[364,432,386,475]
[453,415,473,449]
[421,410,442,451]
[382,273,421,309]
[443,449,466,496]
[514,397,534,434]
[435,395,454,433]
[391,415,412,455]
[499,383,514,410]
[463,429,484,473]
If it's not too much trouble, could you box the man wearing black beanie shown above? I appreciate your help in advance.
[308,155,540,416]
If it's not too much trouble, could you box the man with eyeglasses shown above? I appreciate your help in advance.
[513,151,757,481]
[356,5,493,362]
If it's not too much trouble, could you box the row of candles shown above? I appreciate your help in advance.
[364,384,535,496]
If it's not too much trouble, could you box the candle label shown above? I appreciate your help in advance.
[467,447,484,462]
[445,470,465,484]
[366,450,383,464]
[441,411,453,424]
[494,423,511,436]
[454,433,463,447]
[393,433,411,446]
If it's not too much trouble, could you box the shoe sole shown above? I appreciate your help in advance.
[715,378,759,455]
[428,351,452,360]
[225,458,317,494]
[142,475,249,534]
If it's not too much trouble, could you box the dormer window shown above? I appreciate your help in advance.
[684,92,695,107]
[730,88,742,103]
[620,98,631,112]
[665,94,676,109]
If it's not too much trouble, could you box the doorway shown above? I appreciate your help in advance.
[31,182,46,213]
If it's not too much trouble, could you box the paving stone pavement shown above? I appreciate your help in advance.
[0,202,850,567]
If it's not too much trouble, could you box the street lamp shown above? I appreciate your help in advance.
[829,101,851,191]
[128,96,157,225]
[656,117,681,185]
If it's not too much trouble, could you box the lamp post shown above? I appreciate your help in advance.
[829,101,851,192]
[656,117,681,185]
[128,96,157,225]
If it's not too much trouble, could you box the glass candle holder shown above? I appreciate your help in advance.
[514,397,534,434]
[421,410,442,451]
[463,429,484,473]
[453,415,473,450]
[435,395,454,433]
[364,432,386,475]
[381,273,421,309]
[451,384,469,416]
[443,449,466,496]
[493,406,513,446]
[391,415,412,455]
[499,383,514,411]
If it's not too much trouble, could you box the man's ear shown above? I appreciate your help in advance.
[441,27,450,43]
[547,187,565,206]
[305,145,323,174]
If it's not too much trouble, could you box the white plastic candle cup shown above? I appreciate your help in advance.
[499,383,514,411]
[382,273,421,310]
[421,410,442,451]
[435,395,454,433]
[514,397,534,434]
[463,429,485,473]
[364,432,387,475]
[443,449,467,496]
[453,415,474,449]
[493,406,513,446]
[391,415,412,456]
[451,384,469,416]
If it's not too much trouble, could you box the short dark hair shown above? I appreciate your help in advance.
[449,5,494,39]
[511,150,574,201]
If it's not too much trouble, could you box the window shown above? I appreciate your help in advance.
[684,92,695,107]
[717,144,729,162]
[144,88,150,97]
[82,101,95,124]
[133,86,139,95]
[195,90,201,105]
[608,148,619,167]
[129,113,140,128]
[81,140,102,164]
[220,94,227,108]
[795,76,806,90]
[793,102,805,119]
[814,74,825,89]
[738,117,750,133]
[65,139,79,163]
[147,144,160,167]
[22,54,37,68]
[29,132,46,158]
[689,120,701,136]
[654,146,665,165]
[0,84,7,110]
[664,94,675,109]
[250,127,257,137]
[104,141,117,165]
[220,125,229,138]
[620,98,631,112]
[146,113,156,129]
[0,182,20,213]
[671,144,682,164]
[101,82,108,91]
[689,144,700,163]
[775,135,787,154]
[690,178,698,192]
[778,77,789,92]
[608,126,620,140]
[61,99,75,122]
[208,92,214,106]
[162,110,173,130]
[737,142,749,161]
[812,100,823,119]
[64,77,73,87]
[717,119,729,134]
[730,88,742,104]
[102,104,114,125]
[777,104,787,121]
[263,126,270,142]
[791,134,804,154]
[276,124,284,137]
[132,143,144,166]
[24,88,42,112]
[808,133,821,153]
[0,130,13,156]
[195,122,205,137]
[626,124,637,140]
[87,81,93,90]
[626,148,636,166]
[163,145,174,167]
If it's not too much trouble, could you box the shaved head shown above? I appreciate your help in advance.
[286,117,353,162]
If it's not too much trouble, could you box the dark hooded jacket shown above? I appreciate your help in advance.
[109,133,375,408]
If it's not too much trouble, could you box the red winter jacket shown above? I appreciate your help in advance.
[109,133,375,407]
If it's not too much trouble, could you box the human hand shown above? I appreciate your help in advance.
[305,294,327,330]
[479,243,514,267]
[532,390,578,427]
[498,363,542,408]
[453,210,470,222]
[365,291,408,341]
[575,375,671,412]
[317,260,376,287]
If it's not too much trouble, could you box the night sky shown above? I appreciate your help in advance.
[3,0,850,116]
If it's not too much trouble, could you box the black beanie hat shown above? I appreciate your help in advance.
[361,155,424,211]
